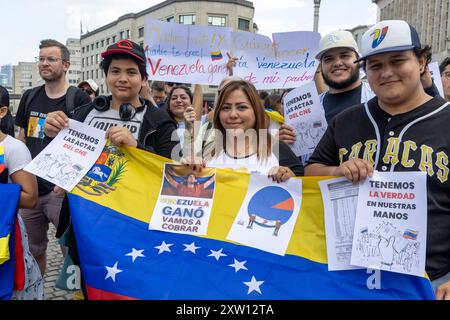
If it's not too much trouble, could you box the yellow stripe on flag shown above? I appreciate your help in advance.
[0,234,11,265]
[72,146,329,264]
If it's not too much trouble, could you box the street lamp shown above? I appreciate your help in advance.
[313,0,321,32]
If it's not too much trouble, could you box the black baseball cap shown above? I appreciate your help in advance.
[101,39,146,63]
[0,86,9,107]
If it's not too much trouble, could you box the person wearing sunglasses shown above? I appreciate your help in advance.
[77,79,99,101]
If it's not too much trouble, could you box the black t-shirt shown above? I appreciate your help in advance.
[323,84,363,123]
[308,96,450,280]
[15,86,91,195]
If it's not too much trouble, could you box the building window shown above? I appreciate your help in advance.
[96,69,98,78]
[139,27,144,38]
[139,41,144,48]
[112,36,116,43]
[96,42,99,49]
[101,40,104,47]
[91,44,94,50]
[82,47,85,53]
[127,30,130,39]
[120,31,125,40]
[208,16,226,27]
[238,18,250,31]
[91,56,94,64]
[106,38,110,45]
[180,15,196,25]
[81,58,84,67]
[167,16,175,23]
[86,45,89,52]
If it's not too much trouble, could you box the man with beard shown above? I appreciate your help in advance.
[279,31,374,163]
[14,39,91,275]
[315,30,374,122]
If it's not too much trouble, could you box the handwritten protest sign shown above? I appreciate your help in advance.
[232,31,320,89]
[350,171,427,277]
[145,19,231,85]
[144,19,320,89]
[283,81,327,156]
[24,120,106,192]
[150,163,216,236]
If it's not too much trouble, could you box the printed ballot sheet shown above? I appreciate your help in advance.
[319,177,363,271]
[350,171,427,277]
[24,119,106,192]
[227,174,302,256]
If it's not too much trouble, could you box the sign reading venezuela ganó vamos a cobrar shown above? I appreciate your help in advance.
[68,143,434,300]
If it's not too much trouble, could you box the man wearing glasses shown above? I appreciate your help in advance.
[15,39,91,276]
[440,57,450,102]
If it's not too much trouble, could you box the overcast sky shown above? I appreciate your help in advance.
[0,0,377,66]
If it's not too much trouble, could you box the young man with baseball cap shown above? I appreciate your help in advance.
[45,39,177,158]
[305,20,450,299]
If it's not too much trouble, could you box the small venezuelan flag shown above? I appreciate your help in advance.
[403,229,418,240]
[210,50,223,61]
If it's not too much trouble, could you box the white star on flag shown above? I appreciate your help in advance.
[208,248,227,261]
[105,262,123,282]
[183,242,200,254]
[125,248,145,262]
[244,276,264,295]
[228,259,248,272]
[155,241,173,254]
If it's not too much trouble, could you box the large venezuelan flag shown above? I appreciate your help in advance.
[68,145,435,300]
[0,184,21,300]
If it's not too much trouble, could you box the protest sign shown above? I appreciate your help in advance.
[144,19,320,89]
[227,174,302,255]
[149,163,216,235]
[145,19,231,85]
[350,171,427,277]
[283,81,327,156]
[233,31,320,89]
[24,119,106,192]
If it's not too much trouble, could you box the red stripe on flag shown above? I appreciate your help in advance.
[14,218,25,291]
[86,285,138,300]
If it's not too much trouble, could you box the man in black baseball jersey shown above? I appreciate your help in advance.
[305,20,450,300]
[15,39,91,275]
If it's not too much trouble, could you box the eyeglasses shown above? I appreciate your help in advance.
[36,56,65,64]
[443,71,450,80]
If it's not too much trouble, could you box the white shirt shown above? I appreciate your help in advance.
[207,151,279,175]
[0,135,32,182]
[83,106,147,140]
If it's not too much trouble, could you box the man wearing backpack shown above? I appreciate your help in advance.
[15,39,91,275]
